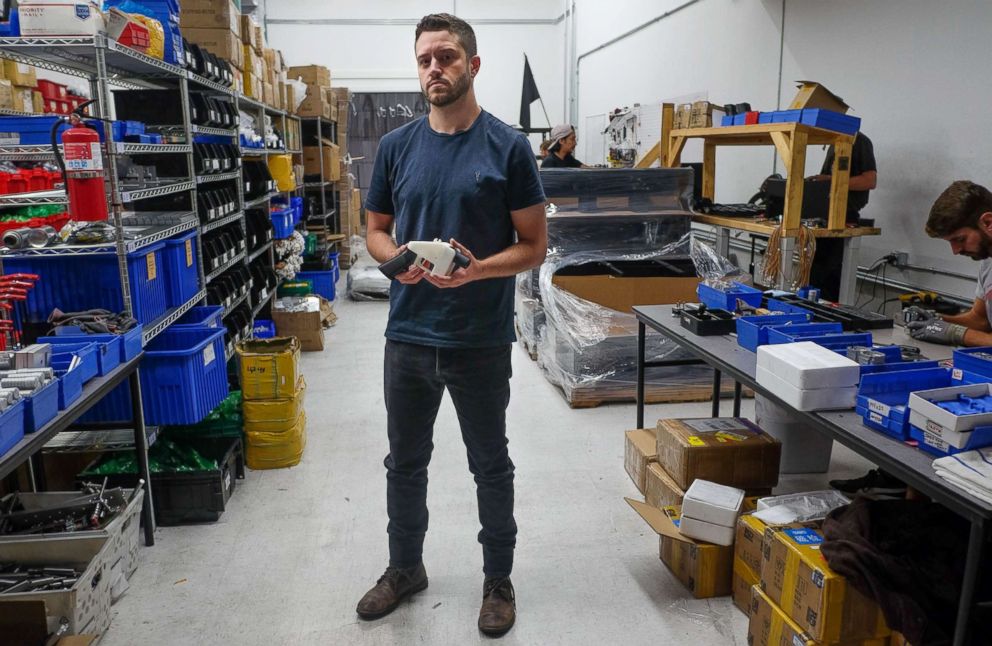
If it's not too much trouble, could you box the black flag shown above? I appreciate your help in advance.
[520,55,540,130]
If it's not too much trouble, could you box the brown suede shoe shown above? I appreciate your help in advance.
[356,563,428,620]
[478,577,516,636]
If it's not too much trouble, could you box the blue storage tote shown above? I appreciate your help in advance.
[800,109,861,135]
[764,322,843,343]
[720,115,734,127]
[163,231,201,308]
[952,347,992,378]
[55,365,83,409]
[295,270,335,301]
[328,251,340,283]
[736,313,810,351]
[0,400,25,457]
[909,424,992,457]
[271,208,294,239]
[39,334,121,376]
[24,379,59,433]
[857,367,951,440]
[49,342,99,384]
[697,281,763,311]
[6,245,169,326]
[732,114,746,126]
[139,326,229,425]
[771,109,802,123]
[49,325,142,363]
[252,319,276,339]
[175,305,224,329]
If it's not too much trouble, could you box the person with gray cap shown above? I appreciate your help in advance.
[541,123,586,168]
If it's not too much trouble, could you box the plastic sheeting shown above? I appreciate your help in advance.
[347,236,391,301]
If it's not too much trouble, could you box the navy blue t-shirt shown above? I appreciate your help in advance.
[365,110,545,348]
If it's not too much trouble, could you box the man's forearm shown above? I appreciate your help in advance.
[963,328,992,347]
[943,310,987,330]
[366,229,399,264]
[477,240,546,279]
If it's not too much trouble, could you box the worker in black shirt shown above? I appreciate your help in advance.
[541,124,587,168]
[806,132,877,301]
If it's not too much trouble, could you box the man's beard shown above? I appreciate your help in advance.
[424,71,471,107]
[966,234,992,260]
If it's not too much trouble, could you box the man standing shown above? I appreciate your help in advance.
[807,131,877,301]
[906,180,992,346]
[541,123,586,168]
[356,13,547,636]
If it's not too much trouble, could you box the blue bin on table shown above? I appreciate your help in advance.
[48,325,142,363]
[295,270,335,301]
[39,335,121,376]
[799,109,861,135]
[857,367,951,440]
[24,379,59,433]
[735,313,810,351]
[175,305,224,329]
[49,342,99,384]
[0,401,25,457]
[697,282,763,311]
[55,365,84,409]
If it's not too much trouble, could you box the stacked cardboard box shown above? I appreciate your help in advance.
[0,60,39,113]
[237,338,307,470]
[303,138,340,182]
[627,417,781,599]
[290,65,333,119]
[181,0,243,71]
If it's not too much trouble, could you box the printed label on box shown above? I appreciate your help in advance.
[923,430,949,451]
[952,368,963,380]
[145,252,156,280]
[683,418,750,433]
[784,528,823,545]
[185,240,193,267]
[203,343,216,366]
[925,419,947,435]
[687,436,705,446]
[714,431,748,442]
[867,399,890,417]
[869,411,883,424]
[0,133,20,145]
[63,141,103,171]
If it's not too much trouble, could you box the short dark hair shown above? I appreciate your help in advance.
[926,180,992,237]
[415,13,477,59]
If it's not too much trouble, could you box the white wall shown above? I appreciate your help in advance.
[571,0,992,299]
[263,0,567,141]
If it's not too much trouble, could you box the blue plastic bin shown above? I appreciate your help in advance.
[163,231,201,308]
[0,401,25,457]
[720,115,734,127]
[39,334,121,376]
[857,367,951,440]
[735,313,810,351]
[772,109,802,123]
[50,325,142,363]
[791,333,874,351]
[764,322,843,344]
[24,379,59,433]
[909,424,992,457]
[295,270,335,301]
[175,305,224,329]
[271,209,294,239]
[49,342,99,384]
[6,245,169,326]
[758,112,775,124]
[800,109,861,135]
[860,360,941,375]
[252,320,276,338]
[732,114,746,126]
[139,326,229,425]
[291,197,304,225]
[952,347,992,378]
[56,365,83,409]
[697,282,763,311]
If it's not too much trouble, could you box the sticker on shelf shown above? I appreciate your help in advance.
[146,252,157,280]
[0,133,20,145]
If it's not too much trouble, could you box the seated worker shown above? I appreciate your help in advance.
[806,131,877,301]
[541,124,587,168]
[906,180,992,345]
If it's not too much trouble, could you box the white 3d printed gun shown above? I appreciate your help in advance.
[378,239,471,279]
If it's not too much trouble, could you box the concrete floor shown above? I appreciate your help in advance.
[101,294,875,646]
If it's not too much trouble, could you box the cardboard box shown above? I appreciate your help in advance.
[680,479,743,543]
[551,275,701,314]
[788,81,850,114]
[644,462,683,509]
[303,138,340,181]
[253,25,264,54]
[31,90,43,114]
[288,65,331,88]
[624,428,657,493]
[748,586,888,646]
[0,80,13,111]
[732,559,759,616]
[674,103,693,130]
[285,84,296,113]
[263,82,274,107]
[236,337,301,400]
[627,499,733,598]
[760,525,890,643]
[296,86,330,118]
[12,86,34,113]
[735,513,767,576]
[180,0,239,34]
[183,28,243,70]
[272,304,325,352]
[337,100,350,130]
[18,1,104,36]
[688,101,725,129]
[2,61,36,87]
[243,377,306,432]
[240,15,258,49]
[655,417,781,490]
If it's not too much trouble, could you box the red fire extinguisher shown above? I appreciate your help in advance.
[51,99,108,222]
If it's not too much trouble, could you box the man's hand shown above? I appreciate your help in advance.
[907,319,968,345]
[901,305,935,325]
[423,238,487,289]
[391,245,426,285]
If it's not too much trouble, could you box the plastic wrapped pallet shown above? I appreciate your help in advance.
[347,241,391,301]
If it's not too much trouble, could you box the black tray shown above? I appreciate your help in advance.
[680,308,736,335]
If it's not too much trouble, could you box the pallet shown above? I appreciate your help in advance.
[562,380,754,409]
[514,324,539,361]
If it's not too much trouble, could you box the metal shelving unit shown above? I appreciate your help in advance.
[119,179,196,203]
[196,169,241,185]
[0,189,67,206]
[223,290,249,318]
[143,290,206,343]
[247,240,273,263]
[300,116,340,235]
[206,250,247,284]
[251,289,275,318]
[201,210,244,234]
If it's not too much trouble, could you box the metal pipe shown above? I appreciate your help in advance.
[572,0,703,124]
[266,17,565,26]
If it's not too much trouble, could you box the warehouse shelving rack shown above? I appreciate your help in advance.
[300,116,339,235]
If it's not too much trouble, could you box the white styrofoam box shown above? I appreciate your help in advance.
[681,479,744,528]
[19,1,105,37]
[677,514,736,546]
[756,341,859,389]
[756,365,857,411]
[908,383,992,433]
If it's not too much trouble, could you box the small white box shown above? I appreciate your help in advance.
[677,514,736,546]
[908,383,992,434]
[756,365,857,411]
[757,341,860,389]
[19,1,105,37]
[681,479,744,527]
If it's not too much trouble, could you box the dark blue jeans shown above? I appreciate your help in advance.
[383,339,516,578]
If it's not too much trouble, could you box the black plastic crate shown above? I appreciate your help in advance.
[679,307,736,335]
[78,437,245,526]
